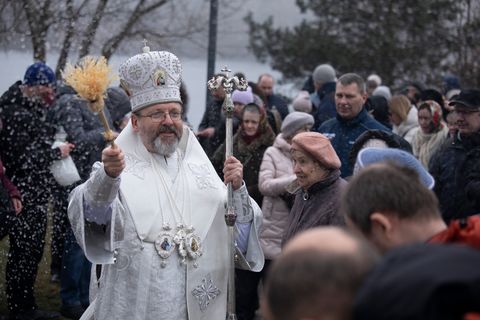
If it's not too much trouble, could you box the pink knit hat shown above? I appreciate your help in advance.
[292,90,313,113]
[232,86,254,105]
[291,132,341,169]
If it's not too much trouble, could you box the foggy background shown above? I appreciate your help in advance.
[0,0,308,129]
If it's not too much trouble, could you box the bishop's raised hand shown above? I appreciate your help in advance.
[102,144,125,178]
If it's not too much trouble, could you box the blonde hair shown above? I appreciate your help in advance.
[388,95,411,122]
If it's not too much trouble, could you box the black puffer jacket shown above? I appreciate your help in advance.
[429,133,480,222]
[460,140,480,215]
[0,81,61,198]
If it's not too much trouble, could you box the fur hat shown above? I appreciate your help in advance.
[23,62,56,87]
[292,90,313,113]
[312,64,336,85]
[291,132,341,169]
[119,45,182,112]
[232,86,254,105]
[281,111,314,139]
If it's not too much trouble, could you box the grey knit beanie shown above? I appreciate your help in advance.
[292,90,313,113]
[312,64,336,85]
[281,111,314,139]
[372,85,392,100]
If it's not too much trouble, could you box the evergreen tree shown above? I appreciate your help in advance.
[246,0,480,88]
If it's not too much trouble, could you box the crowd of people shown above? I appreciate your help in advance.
[0,47,479,320]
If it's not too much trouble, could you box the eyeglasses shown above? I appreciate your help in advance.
[136,110,183,122]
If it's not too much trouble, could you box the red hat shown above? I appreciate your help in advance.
[291,132,341,169]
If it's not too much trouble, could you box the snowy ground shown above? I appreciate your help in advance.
[0,50,291,130]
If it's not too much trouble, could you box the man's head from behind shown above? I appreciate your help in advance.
[335,73,367,120]
[263,227,379,320]
[342,162,445,253]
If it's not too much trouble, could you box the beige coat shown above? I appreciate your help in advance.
[258,134,296,259]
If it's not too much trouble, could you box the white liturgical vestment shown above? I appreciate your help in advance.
[68,123,264,320]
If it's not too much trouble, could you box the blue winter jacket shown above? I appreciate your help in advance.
[318,108,390,177]
[266,94,289,119]
[312,81,337,129]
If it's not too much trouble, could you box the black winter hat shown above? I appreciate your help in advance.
[449,89,480,110]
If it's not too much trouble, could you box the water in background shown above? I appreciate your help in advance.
[0,51,297,130]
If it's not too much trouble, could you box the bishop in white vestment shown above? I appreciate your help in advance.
[68,48,264,320]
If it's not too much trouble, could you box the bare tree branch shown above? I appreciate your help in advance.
[101,0,169,59]
[0,2,25,40]
[1,0,249,70]
[21,0,52,61]
[78,0,109,58]
[55,0,76,78]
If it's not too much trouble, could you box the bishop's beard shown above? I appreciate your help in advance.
[152,124,181,156]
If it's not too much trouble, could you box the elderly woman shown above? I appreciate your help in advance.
[283,132,347,244]
[259,112,314,260]
[411,100,449,169]
[388,95,419,144]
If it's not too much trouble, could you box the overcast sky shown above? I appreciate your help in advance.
[1,1,309,129]
[178,0,310,58]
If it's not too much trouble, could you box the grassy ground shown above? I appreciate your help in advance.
[0,211,65,318]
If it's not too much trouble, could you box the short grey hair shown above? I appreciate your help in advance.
[338,73,366,95]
